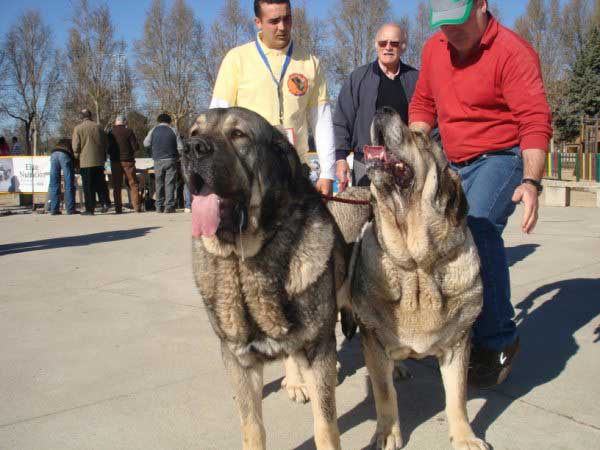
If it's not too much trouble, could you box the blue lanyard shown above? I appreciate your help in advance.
[255,39,294,124]
[255,39,294,86]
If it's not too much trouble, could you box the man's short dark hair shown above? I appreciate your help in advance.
[79,109,92,120]
[12,136,18,143]
[57,138,72,150]
[254,0,291,17]
[157,113,172,124]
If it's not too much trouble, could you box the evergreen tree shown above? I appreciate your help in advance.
[554,26,600,141]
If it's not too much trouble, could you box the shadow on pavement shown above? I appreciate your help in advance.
[471,277,600,439]
[294,277,600,449]
[506,244,539,267]
[0,227,161,255]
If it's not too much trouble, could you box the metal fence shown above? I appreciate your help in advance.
[545,152,600,182]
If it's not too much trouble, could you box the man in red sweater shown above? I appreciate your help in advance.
[410,0,552,388]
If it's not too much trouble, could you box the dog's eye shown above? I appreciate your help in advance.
[230,129,246,139]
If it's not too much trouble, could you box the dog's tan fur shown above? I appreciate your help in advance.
[185,108,343,450]
[348,108,489,449]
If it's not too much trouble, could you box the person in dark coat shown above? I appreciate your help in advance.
[107,115,142,213]
[333,23,419,189]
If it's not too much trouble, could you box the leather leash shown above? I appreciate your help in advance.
[320,194,370,205]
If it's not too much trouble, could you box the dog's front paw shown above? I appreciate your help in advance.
[451,437,489,450]
[281,376,310,403]
[370,425,402,450]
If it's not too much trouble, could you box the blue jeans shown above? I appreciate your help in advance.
[184,184,191,209]
[49,151,76,213]
[450,147,523,351]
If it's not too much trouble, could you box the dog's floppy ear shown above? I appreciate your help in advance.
[443,167,468,226]
[271,128,305,186]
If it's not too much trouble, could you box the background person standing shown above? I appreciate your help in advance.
[10,137,22,156]
[144,113,183,213]
[72,109,109,216]
[108,115,142,213]
[48,138,78,215]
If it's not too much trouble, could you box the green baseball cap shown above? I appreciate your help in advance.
[430,0,473,28]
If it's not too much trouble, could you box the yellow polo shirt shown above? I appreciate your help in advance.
[212,33,329,161]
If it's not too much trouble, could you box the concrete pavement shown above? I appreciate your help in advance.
[0,206,599,449]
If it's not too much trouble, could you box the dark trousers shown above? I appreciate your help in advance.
[154,159,177,210]
[80,166,106,212]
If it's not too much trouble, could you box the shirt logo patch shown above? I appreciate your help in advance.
[287,73,309,96]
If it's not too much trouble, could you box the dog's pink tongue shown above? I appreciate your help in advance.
[192,186,220,238]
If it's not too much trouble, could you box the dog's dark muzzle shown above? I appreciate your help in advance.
[182,137,215,195]
[184,136,214,159]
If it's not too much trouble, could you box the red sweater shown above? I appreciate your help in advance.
[409,16,552,162]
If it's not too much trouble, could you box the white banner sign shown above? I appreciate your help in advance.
[0,156,51,194]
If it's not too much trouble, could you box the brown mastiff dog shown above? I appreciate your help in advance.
[347,107,489,450]
[182,107,348,450]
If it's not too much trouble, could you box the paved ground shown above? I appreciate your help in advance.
[0,206,599,450]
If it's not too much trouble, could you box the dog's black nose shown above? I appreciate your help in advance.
[185,137,212,156]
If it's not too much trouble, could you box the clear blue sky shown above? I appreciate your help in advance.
[0,0,568,52]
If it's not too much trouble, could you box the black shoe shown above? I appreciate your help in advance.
[156,207,164,213]
[66,210,80,215]
[50,211,62,216]
[469,337,520,389]
[100,204,109,213]
[164,207,176,213]
[81,211,94,216]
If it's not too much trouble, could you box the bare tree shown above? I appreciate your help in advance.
[328,0,392,86]
[0,10,61,155]
[488,1,504,24]
[202,0,254,98]
[515,0,563,85]
[292,1,328,59]
[560,0,595,68]
[136,0,208,131]
[403,1,431,68]
[66,0,123,127]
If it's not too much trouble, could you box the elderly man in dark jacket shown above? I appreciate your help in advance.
[108,115,142,213]
[72,109,109,215]
[333,23,419,188]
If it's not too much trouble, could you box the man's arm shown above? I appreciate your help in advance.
[210,50,238,109]
[332,74,357,192]
[129,130,139,156]
[512,148,546,234]
[143,128,153,158]
[309,103,335,195]
[72,128,81,159]
[409,122,433,135]
[501,46,552,234]
[143,128,153,148]
[408,41,437,132]
[173,127,184,152]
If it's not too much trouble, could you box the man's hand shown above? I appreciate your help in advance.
[515,148,546,234]
[315,178,333,196]
[335,160,351,192]
[512,182,539,234]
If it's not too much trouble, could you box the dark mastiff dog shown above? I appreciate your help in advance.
[346,107,489,450]
[182,107,346,450]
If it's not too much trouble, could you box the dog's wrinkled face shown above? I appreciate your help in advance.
[365,107,466,228]
[182,107,301,244]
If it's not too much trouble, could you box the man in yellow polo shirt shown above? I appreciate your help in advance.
[210,0,335,195]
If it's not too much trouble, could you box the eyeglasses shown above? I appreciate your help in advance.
[377,40,401,49]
